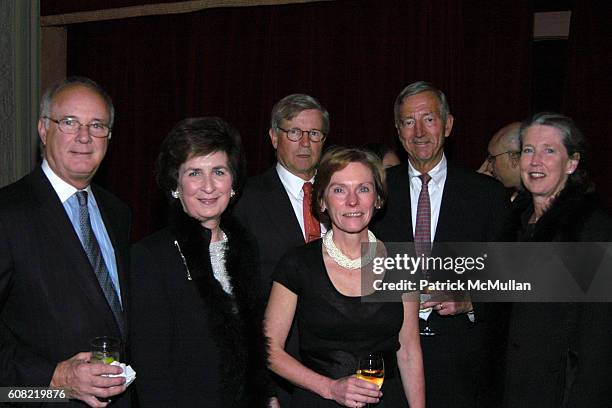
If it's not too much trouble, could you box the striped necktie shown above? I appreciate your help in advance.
[76,191,124,336]
[414,173,432,262]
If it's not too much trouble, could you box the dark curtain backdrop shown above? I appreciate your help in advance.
[66,0,532,240]
[563,0,612,211]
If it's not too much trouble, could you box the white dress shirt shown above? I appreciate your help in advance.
[409,156,475,321]
[41,160,122,302]
[408,155,448,241]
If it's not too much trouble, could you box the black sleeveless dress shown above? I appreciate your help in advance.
[273,240,408,407]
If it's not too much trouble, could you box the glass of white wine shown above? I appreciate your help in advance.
[356,353,384,406]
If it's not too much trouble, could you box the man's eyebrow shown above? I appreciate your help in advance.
[57,114,109,123]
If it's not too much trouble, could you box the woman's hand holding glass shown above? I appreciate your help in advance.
[328,375,382,407]
[355,353,384,407]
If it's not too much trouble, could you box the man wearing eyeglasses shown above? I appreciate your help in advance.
[234,93,328,286]
[0,77,131,407]
[478,122,523,201]
[233,93,328,406]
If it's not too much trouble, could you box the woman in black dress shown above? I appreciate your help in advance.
[502,113,612,407]
[130,117,271,407]
[265,147,425,407]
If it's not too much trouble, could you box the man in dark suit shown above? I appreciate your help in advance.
[233,93,328,285]
[0,77,131,407]
[233,93,328,406]
[372,81,509,407]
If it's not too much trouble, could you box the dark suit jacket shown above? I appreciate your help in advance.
[232,165,307,405]
[373,161,509,243]
[372,161,510,408]
[0,167,131,407]
[232,166,306,290]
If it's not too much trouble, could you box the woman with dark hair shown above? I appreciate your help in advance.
[130,117,271,407]
[265,147,424,407]
[502,112,612,407]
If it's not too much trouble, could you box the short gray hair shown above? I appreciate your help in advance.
[394,81,450,126]
[40,76,115,128]
[270,93,329,135]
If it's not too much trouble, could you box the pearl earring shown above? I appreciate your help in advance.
[171,190,180,199]
[230,189,236,198]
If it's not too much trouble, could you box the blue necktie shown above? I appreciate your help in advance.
[76,191,124,336]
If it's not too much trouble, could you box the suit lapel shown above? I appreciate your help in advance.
[391,163,415,242]
[93,185,129,337]
[261,167,306,246]
[434,164,459,243]
[28,168,122,337]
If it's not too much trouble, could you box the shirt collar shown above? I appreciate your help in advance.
[407,154,447,188]
[276,162,315,200]
[42,159,93,204]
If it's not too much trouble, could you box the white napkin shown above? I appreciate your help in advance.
[419,293,433,321]
[107,361,136,387]
[419,308,433,320]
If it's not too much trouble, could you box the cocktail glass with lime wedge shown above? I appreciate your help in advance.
[90,336,120,365]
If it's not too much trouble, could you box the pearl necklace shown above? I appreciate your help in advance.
[322,229,377,270]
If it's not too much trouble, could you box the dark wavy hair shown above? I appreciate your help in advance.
[156,117,245,199]
[312,146,387,226]
[519,112,593,192]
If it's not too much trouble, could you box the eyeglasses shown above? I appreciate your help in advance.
[43,116,112,139]
[277,127,326,143]
[486,150,519,163]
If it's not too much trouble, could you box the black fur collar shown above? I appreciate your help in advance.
[521,184,601,242]
[169,206,270,407]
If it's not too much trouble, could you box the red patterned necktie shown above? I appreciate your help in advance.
[414,173,432,260]
[302,182,321,242]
